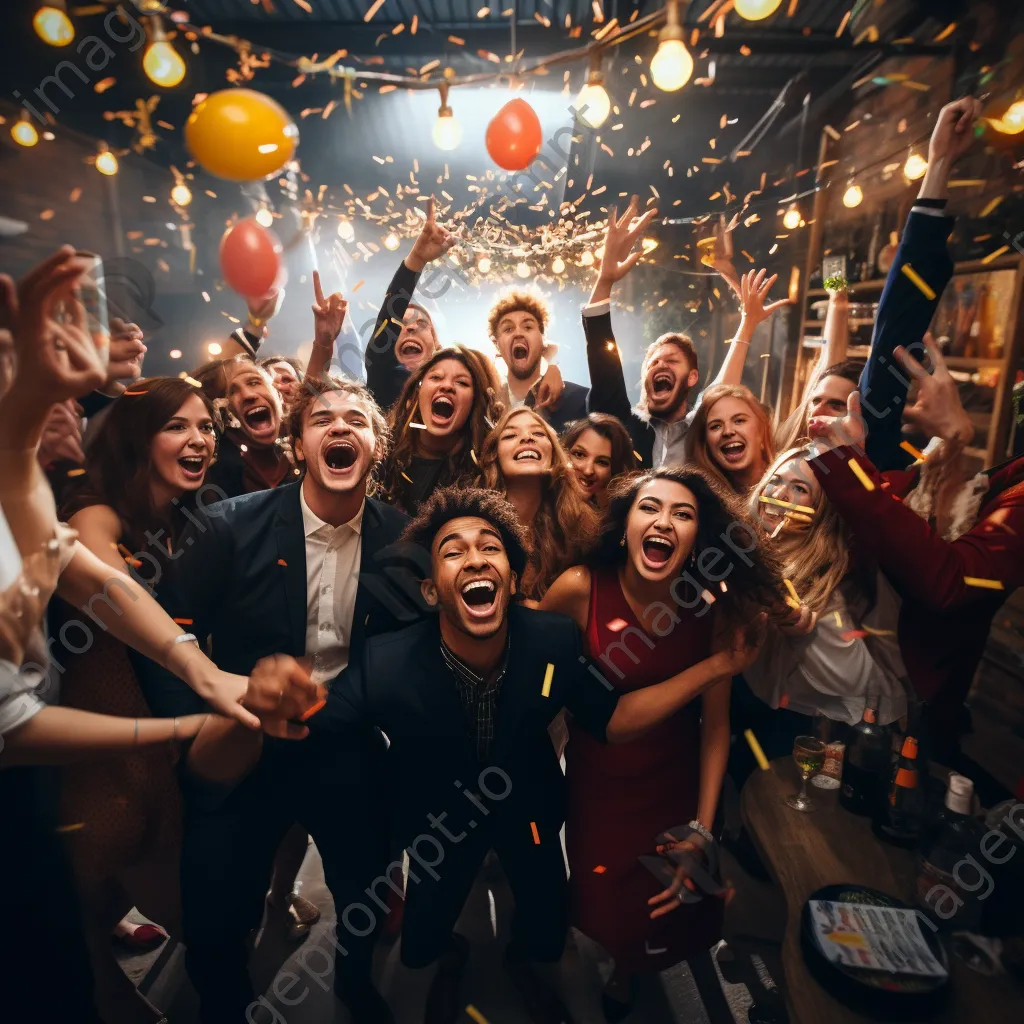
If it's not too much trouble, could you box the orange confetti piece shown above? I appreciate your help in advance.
[530,821,540,844]
[840,630,869,642]
[465,1007,490,1024]
[277,558,288,567]
[363,0,386,21]
[778,693,790,709]
[963,577,1004,591]
[56,822,85,833]
[299,697,327,722]
[606,618,628,633]
[848,458,876,492]
[900,440,926,462]
[593,864,607,873]
[66,467,86,477]
[173,618,194,625]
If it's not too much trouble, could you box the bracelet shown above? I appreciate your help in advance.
[688,819,714,844]
[173,633,198,646]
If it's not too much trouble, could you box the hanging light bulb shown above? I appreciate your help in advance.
[142,16,186,88]
[734,0,783,21]
[650,1,693,93]
[207,342,222,356]
[580,250,595,267]
[11,113,39,148]
[575,53,611,128]
[782,204,801,230]
[33,2,74,46]
[477,256,491,274]
[987,98,1024,135]
[169,349,182,360]
[432,82,462,152]
[516,261,530,279]
[95,143,118,176]
[337,218,355,242]
[551,256,566,274]
[903,152,928,181]
[384,231,400,251]
[255,207,274,228]
[171,182,192,207]
[842,181,863,208]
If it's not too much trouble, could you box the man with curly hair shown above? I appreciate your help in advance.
[488,290,589,433]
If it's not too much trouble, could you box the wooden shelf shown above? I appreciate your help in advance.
[943,356,1005,369]
[804,256,1021,300]
[806,279,887,298]
[802,318,876,329]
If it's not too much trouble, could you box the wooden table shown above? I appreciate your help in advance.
[740,758,1022,1024]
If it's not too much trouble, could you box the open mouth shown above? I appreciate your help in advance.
[641,534,674,567]
[460,578,498,617]
[511,340,530,361]
[399,338,424,357]
[719,440,746,464]
[323,440,358,472]
[243,405,275,434]
[513,447,542,463]
[430,395,455,424]
[652,372,674,395]
[177,455,206,480]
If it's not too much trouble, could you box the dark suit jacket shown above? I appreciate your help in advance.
[583,309,654,467]
[527,378,589,435]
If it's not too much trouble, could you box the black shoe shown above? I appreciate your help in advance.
[424,934,470,1024]
[503,950,576,1024]
[336,979,394,1024]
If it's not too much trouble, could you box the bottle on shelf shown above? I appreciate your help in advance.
[840,702,890,816]
[915,773,986,930]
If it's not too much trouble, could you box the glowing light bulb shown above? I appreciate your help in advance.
[207,342,222,356]
[95,148,119,176]
[782,205,801,230]
[432,110,462,151]
[33,4,74,47]
[516,261,530,279]
[171,183,192,206]
[477,256,491,274]
[988,99,1024,135]
[734,0,783,21]
[255,207,274,228]
[580,250,595,267]
[169,349,182,359]
[337,218,355,242]
[384,232,400,251]
[575,66,611,129]
[904,152,928,180]
[651,39,693,92]
[641,238,659,254]
[143,40,186,88]
[842,182,863,208]
[551,256,566,274]
[11,118,39,147]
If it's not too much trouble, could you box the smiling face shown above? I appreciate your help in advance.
[497,410,554,480]
[757,457,821,535]
[568,427,613,503]
[494,309,545,382]
[416,356,475,440]
[643,341,699,420]
[397,306,438,373]
[624,478,700,584]
[706,395,765,478]
[149,394,217,497]
[226,363,282,447]
[294,389,378,497]
[266,360,301,404]
[806,373,855,438]
[424,516,516,640]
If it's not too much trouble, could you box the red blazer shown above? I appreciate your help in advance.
[809,445,1024,746]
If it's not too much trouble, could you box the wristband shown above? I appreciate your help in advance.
[688,819,714,845]
[913,197,947,210]
[173,633,198,646]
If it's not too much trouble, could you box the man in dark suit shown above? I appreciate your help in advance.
[209,487,759,1024]
[136,376,416,1024]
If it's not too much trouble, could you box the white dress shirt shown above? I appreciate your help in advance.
[300,488,364,685]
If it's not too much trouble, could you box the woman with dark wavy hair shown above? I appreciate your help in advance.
[541,466,780,1020]
[380,345,503,514]
[561,412,638,507]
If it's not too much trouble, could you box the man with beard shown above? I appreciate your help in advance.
[583,196,786,469]
[488,292,589,433]
[201,487,765,1024]
[136,376,416,1024]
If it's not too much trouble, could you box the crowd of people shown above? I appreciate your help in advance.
[2,96,1022,1024]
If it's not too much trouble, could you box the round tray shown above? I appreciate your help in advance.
[800,884,950,1021]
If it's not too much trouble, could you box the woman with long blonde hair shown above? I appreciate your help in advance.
[478,407,598,600]
[683,383,775,496]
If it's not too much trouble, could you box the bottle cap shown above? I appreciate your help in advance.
[947,773,974,814]
[863,707,877,724]
[900,735,918,758]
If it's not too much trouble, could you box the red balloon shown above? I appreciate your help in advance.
[220,218,282,298]
[486,98,543,171]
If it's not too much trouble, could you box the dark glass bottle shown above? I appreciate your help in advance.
[839,703,890,816]
[874,734,926,845]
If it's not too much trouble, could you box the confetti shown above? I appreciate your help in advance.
[963,577,1004,590]
[56,822,86,833]
[848,458,876,491]
[299,697,327,721]
[592,865,607,873]
[899,440,926,461]
[530,821,541,844]
[465,1007,490,1024]
[981,245,1010,265]
[778,693,790,709]
[759,495,815,515]
[840,629,869,642]
[541,662,554,698]
[173,618,193,625]
[363,0,386,21]
[606,617,628,632]
[783,578,801,607]
[66,467,86,477]
[277,558,288,567]
[900,264,936,300]
[744,729,770,771]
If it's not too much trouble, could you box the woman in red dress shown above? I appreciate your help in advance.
[542,466,780,1020]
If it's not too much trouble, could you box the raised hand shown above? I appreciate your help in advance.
[406,196,459,272]
[738,268,789,328]
[598,195,659,284]
[38,399,84,467]
[103,317,146,395]
[809,390,867,451]
[710,212,742,297]
[895,333,974,445]
[311,270,348,350]
[928,96,982,165]
[242,654,324,740]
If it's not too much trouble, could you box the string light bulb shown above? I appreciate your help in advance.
[477,256,491,274]
[207,342,222,356]
[580,251,595,267]
[734,0,783,21]
[169,349,182,359]
[11,113,39,148]
[987,98,1024,135]
[383,231,400,251]
[171,182,192,206]
[575,53,611,128]
[95,144,118,176]
[337,218,355,242]
[432,82,462,152]
[903,152,928,181]
[516,261,530,279]
[551,256,566,274]
[142,16,186,88]
[650,1,693,93]
[782,204,801,230]
[33,2,74,46]
[842,181,863,208]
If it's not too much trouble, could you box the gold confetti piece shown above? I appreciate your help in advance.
[981,245,1010,265]
[94,77,116,94]
[744,729,770,771]
[363,0,386,21]
[56,822,85,833]
[292,0,313,12]
[183,375,203,389]
[862,625,896,637]
[933,21,957,41]
[833,610,843,628]
[530,821,541,844]
[964,577,1004,590]
[835,8,851,36]
[466,1007,490,1024]
[980,196,1004,217]
[900,440,926,461]
[759,495,815,515]
[66,467,86,477]
[900,264,935,300]
[848,458,876,492]
[783,578,801,607]
[593,864,607,873]
[541,663,554,698]
[401,471,414,483]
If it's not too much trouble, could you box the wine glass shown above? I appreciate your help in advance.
[787,735,826,811]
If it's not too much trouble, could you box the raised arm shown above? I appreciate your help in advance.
[711,268,788,390]
[221,291,278,360]
[305,271,349,380]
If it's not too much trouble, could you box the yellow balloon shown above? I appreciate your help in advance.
[185,89,298,182]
